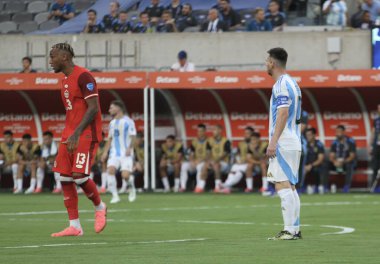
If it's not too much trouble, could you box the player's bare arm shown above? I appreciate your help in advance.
[101,139,112,162]
[126,135,136,156]
[266,107,288,159]
[65,97,99,153]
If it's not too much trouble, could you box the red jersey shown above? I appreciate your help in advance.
[60,65,102,142]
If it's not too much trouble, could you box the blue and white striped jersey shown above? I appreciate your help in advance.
[269,74,302,151]
[108,115,137,158]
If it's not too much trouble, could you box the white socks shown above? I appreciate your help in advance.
[121,179,128,190]
[12,164,18,189]
[174,178,180,190]
[29,178,36,190]
[69,219,82,229]
[246,177,253,190]
[215,179,221,188]
[36,167,44,189]
[101,172,107,189]
[196,179,206,189]
[54,172,62,189]
[162,177,170,191]
[278,188,296,235]
[107,174,118,196]
[262,176,268,190]
[223,171,243,188]
[180,163,189,189]
[128,175,135,188]
[293,189,301,233]
[17,179,23,190]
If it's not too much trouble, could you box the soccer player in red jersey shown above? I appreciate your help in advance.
[49,43,107,237]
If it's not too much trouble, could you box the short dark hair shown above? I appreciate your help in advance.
[51,42,75,58]
[267,47,288,68]
[245,126,254,133]
[88,9,97,15]
[251,132,261,138]
[197,123,206,130]
[43,131,53,137]
[120,10,128,15]
[3,130,13,136]
[162,10,172,17]
[306,127,317,135]
[183,3,193,11]
[166,135,175,140]
[336,125,345,131]
[220,0,230,3]
[140,11,148,17]
[22,56,32,64]
[269,0,280,5]
[22,134,32,140]
[112,1,120,8]
[111,100,126,113]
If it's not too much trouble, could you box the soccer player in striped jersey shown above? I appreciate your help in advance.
[265,48,302,240]
[102,100,137,204]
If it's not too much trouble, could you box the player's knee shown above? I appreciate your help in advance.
[107,166,116,175]
[73,176,89,185]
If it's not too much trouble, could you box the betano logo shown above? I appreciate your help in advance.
[41,113,66,121]
[188,76,206,84]
[124,76,143,84]
[156,76,180,84]
[214,76,239,83]
[323,112,362,120]
[35,77,59,85]
[95,77,117,84]
[337,75,362,82]
[185,112,223,120]
[5,77,24,85]
[230,112,268,120]
[246,75,265,83]
[0,114,33,121]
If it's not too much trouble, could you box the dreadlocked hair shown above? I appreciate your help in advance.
[51,42,75,57]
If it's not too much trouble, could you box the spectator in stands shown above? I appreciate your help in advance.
[211,0,223,12]
[101,1,120,33]
[83,9,104,34]
[14,134,41,194]
[200,8,227,32]
[304,128,326,194]
[157,10,178,32]
[159,135,184,192]
[145,0,165,24]
[112,11,133,33]
[219,0,242,31]
[369,104,380,188]
[39,131,59,194]
[353,10,374,29]
[133,12,155,33]
[266,0,286,31]
[362,0,380,22]
[247,8,273,31]
[47,0,75,25]
[134,132,145,180]
[351,1,364,28]
[171,50,195,72]
[322,0,348,27]
[0,130,19,192]
[20,57,37,73]
[166,0,183,19]
[176,3,198,32]
[329,125,356,193]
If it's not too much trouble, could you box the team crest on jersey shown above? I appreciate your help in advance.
[86,83,94,91]
[64,89,69,98]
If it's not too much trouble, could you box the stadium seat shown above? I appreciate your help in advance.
[0,13,11,22]
[183,26,200,32]
[0,21,17,33]
[27,1,48,13]
[34,11,49,25]
[12,12,34,23]
[73,0,93,12]
[18,21,38,33]
[289,17,314,26]
[38,19,59,30]
[4,1,26,14]
[127,10,140,23]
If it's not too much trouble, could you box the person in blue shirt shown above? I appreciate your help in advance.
[247,8,272,32]
[101,1,120,32]
[112,11,133,33]
[298,110,309,192]
[362,0,380,21]
[329,125,356,193]
[48,0,75,25]
[83,9,104,33]
[133,12,155,33]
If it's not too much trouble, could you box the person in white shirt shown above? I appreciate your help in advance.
[171,50,195,72]
[323,0,348,26]
[102,100,137,204]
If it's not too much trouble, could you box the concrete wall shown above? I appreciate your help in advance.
[0,30,371,72]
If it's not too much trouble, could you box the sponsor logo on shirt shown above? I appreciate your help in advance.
[64,89,69,98]
[86,83,94,91]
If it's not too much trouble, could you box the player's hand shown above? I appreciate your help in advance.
[64,132,80,154]
[266,141,277,159]
[305,164,312,173]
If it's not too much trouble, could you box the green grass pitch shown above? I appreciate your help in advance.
[0,193,379,264]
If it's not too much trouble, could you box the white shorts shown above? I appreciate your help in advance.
[107,156,134,172]
[267,149,301,185]
[231,163,248,173]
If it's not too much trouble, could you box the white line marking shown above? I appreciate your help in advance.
[2,238,208,250]
[0,200,378,217]
[320,225,355,235]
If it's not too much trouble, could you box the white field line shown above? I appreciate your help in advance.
[2,238,208,250]
[320,225,355,235]
[0,200,379,217]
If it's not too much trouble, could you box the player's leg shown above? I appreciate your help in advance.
[221,164,245,193]
[100,164,108,194]
[121,156,136,202]
[159,159,170,192]
[52,172,62,193]
[11,163,18,191]
[179,161,191,191]
[173,161,181,192]
[14,162,25,194]
[194,161,207,193]
[343,162,354,193]
[35,159,45,193]
[118,158,128,193]
[245,163,254,192]
[106,156,120,203]
[213,161,222,192]
[25,162,37,194]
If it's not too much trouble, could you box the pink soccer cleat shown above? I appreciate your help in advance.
[245,188,253,193]
[51,226,83,237]
[94,203,107,233]
[221,188,231,194]
[34,188,42,194]
[52,188,62,194]
[99,187,106,194]
[193,187,204,194]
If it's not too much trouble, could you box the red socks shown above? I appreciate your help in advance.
[62,182,79,220]
[80,178,101,206]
